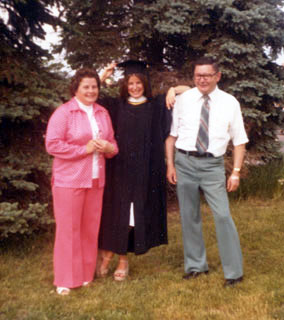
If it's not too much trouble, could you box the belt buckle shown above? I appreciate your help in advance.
[196,152,212,158]
[204,152,213,158]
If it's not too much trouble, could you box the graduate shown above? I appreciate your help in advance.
[97,60,172,281]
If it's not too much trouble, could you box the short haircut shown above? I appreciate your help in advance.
[70,68,101,96]
[193,57,219,73]
[120,73,152,101]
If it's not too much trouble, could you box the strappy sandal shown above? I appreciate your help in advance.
[56,287,70,296]
[97,256,112,278]
[114,260,129,281]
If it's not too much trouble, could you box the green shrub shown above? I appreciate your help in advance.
[231,158,284,200]
[0,202,54,239]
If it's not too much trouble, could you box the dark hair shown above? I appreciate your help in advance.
[120,73,152,101]
[70,68,101,96]
[193,57,219,73]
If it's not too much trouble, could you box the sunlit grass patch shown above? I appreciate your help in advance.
[0,198,284,320]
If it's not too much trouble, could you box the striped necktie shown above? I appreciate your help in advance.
[196,95,210,154]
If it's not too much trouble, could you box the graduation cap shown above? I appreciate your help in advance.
[117,60,149,76]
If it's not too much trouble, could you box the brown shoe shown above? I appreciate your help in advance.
[183,271,209,280]
[224,276,243,287]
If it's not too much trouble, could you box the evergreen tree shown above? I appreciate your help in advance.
[133,0,284,159]
[55,0,132,69]
[0,0,68,239]
[58,0,284,160]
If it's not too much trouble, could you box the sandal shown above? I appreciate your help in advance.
[97,256,112,278]
[83,281,91,287]
[56,287,70,296]
[114,260,129,281]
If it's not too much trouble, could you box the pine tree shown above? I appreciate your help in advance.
[0,0,68,239]
[58,0,284,160]
[55,0,132,69]
[132,0,284,159]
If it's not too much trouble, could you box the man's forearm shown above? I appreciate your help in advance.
[231,144,246,176]
[227,143,246,192]
[165,135,178,184]
[165,135,177,167]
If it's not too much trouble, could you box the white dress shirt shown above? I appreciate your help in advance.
[76,98,99,178]
[170,86,248,157]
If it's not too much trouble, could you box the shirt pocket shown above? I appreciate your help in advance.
[209,116,229,139]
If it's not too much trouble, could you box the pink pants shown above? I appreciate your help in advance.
[52,179,103,288]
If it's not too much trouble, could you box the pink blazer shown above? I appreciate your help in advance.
[45,98,118,188]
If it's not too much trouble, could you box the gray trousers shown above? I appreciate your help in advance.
[175,151,243,279]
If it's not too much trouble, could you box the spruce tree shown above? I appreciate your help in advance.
[58,0,284,160]
[0,0,67,239]
[133,0,284,159]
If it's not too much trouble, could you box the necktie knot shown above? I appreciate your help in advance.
[203,94,209,103]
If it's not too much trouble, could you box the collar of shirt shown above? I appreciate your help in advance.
[75,97,93,117]
[128,95,147,104]
[70,97,101,115]
[195,86,219,103]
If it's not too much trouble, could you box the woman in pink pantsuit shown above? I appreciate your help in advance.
[45,68,118,295]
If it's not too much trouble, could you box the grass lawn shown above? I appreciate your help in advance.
[0,198,284,320]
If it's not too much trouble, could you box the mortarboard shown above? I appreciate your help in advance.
[117,60,148,76]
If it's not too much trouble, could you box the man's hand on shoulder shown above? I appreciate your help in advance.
[165,85,190,109]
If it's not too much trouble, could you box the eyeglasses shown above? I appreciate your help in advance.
[194,72,217,80]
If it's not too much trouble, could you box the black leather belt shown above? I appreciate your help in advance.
[177,149,214,158]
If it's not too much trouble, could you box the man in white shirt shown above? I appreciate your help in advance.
[165,57,248,287]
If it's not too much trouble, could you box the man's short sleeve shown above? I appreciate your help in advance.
[229,101,249,146]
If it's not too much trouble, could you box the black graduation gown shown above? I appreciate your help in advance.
[98,95,172,255]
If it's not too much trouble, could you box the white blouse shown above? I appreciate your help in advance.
[75,98,100,178]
